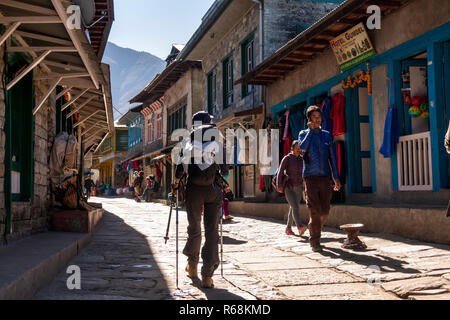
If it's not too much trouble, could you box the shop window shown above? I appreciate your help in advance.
[168,104,186,137]
[156,116,162,139]
[147,119,153,143]
[223,54,234,108]
[400,53,429,135]
[115,130,128,151]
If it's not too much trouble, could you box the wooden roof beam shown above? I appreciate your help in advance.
[8,46,77,52]
[15,30,74,46]
[377,0,403,9]
[0,21,20,47]
[6,50,51,90]
[0,16,61,24]
[0,0,56,15]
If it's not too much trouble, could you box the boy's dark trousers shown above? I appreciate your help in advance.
[183,181,223,278]
[304,176,333,246]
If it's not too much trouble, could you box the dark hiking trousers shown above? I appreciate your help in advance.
[183,181,223,277]
[304,176,333,246]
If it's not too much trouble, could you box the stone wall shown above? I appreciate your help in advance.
[9,66,55,238]
[0,60,57,239]
[201,1,339,123]
[201,4,262,123]
[263,0,340,60]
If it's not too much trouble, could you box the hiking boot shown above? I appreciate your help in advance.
[298,226,308,236]
[185,262,198,278]
[201,276,214,288]
[285,227,295,236]
[311,244,323,252]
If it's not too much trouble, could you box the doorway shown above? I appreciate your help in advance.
[345,83,372,193]
[6,72,34,202]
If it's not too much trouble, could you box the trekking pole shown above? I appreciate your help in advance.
[176,187,180,289]
[163,196,173,244]
[220,206,224,277]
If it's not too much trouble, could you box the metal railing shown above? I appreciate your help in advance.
[397,131,433,191]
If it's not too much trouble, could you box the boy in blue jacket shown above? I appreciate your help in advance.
[298,106,341,252]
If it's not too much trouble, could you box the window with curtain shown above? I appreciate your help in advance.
[207,68,217,114]
[223,55,234,108]
[241,35,254,97]
[156,116,162,139]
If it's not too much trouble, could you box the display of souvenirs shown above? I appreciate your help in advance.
[408,96,429,118]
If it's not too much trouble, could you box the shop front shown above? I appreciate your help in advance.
[236,0,450,205]
[216,108,263,200]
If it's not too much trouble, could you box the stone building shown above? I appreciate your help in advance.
[130,44,203,198]
[237,0,450,244]
[0,0,115,240]
[177,0,343,199]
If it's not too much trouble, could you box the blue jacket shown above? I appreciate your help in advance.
[298,128,340,180]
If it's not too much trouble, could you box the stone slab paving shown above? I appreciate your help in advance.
[35,197,450,300]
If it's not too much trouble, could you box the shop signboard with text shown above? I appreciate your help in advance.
[330,22,376,71]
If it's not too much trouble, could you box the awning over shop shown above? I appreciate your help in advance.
[0,0,115,154]
[216,106,263,130]
[126,144,174,163]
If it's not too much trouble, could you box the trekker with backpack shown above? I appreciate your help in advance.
[172,111,229,288]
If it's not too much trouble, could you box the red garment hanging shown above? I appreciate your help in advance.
[283,134,292,156]
[331,93,346,136]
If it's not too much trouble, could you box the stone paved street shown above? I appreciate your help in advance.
[35,197,450,300]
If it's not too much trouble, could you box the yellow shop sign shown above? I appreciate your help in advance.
[330,22,376,71]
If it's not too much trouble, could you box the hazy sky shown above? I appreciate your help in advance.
[108,0,216,60]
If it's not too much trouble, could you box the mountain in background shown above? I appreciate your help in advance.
[102,42,166,120]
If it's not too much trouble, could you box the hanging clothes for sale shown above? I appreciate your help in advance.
[320,96,333,133]
[259,174,264,191]
[283,109,290,140]
[334,141,346,185]
[283,133,292,156]
[331,93,346,136]
[288,111,305,143]
[379,106,399,158]
[156,163,162,179]
[380,79,399,158]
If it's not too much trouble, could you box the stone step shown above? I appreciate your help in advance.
[0,232,91,300]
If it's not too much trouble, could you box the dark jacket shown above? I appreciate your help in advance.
[277,153,303,189]
[298,128,339,180]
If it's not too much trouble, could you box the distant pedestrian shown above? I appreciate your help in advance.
[143,176,154,202]
[84,174,95,200]
[276,140,308,236]
[299,105,341,252]
[222,187,234,221]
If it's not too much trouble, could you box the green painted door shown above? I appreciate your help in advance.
[6,72,34,202]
